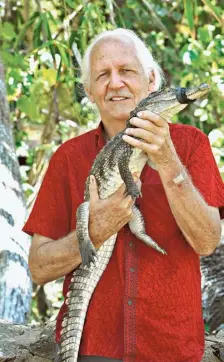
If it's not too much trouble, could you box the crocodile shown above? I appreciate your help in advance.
[58,83,210,362]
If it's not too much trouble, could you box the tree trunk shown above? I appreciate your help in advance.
[201,243,224,332]
[0,59,32,323]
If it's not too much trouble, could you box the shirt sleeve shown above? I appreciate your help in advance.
[22,146,72,239]
[187,130,224,219]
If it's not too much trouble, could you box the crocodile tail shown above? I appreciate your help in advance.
[59,234,117,362]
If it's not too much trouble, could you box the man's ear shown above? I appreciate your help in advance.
[85,87,95,103]
[148,71,156,93]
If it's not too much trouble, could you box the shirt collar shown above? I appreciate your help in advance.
[94,121,106,149]
[94,118,172,150]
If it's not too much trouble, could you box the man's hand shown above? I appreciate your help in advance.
[122,110,176,169]
[88,175,141,249]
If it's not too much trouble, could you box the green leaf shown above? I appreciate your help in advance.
[69,31,76,49]
[56,59,62,82]
[183,0,196,38]
[0,51,27,70]
[202,0,224,27]
[46,11,58,26]
[17,95,38,119]
[41,68,57,87]
[42,13,55,60]
[31,40,70,54]
[65,0,76,9]
[0,22,16,40]
[38,143,54,151]
[127,0,138,9]
[57,45,70,67]
[33,17,43,49]
[14,11,40,49]
[42,13,52,41]
[198,26,212,44]
[113,1,126,28]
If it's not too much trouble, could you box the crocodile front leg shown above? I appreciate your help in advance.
[128,205,167,255]
[118,147,140,199]
[76,202,97,267]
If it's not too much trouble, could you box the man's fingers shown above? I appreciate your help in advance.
[121,195,135,209]
[132,172,142,192]
[89,175,99,203]
[135,178,142,192]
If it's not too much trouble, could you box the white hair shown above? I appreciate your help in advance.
[81,28,165,91]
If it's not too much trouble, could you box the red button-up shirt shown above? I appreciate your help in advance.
[23,122,224,362]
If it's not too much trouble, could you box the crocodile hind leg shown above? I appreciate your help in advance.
[76,201,97,267]
[128,205,167,255]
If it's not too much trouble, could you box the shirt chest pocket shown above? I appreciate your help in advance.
[140,169,166,203]
[139,175,180,240]
[140,180,169,220]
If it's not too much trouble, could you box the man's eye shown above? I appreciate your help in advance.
[98,73,107,79]
[123,69,133,72]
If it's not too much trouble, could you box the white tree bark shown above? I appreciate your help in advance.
[201,243,224,332]
[0,320,223,362]
[0,59,32,323]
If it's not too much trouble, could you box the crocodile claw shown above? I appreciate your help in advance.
[80,240,97,268]
[128,183,141,199]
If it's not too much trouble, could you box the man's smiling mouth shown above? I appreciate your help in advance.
[110,97,130,101]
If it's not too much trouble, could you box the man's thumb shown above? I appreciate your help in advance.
[89,175,99,202]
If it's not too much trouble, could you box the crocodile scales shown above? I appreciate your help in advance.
[59,84,210,362]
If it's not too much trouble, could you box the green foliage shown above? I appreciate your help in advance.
[183,0,196,38]
[0,21,17,39]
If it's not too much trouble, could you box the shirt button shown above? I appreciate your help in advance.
[128,299,132,305]
[130,267,135,272]
[129,242,133,247]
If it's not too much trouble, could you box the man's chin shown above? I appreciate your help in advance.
[112,114,131,124]
[110,109,134,122]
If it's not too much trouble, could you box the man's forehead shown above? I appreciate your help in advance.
[90,37,139,70]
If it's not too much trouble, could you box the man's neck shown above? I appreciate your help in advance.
[102,120,126,141]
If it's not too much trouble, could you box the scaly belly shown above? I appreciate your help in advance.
[98,149,148,199]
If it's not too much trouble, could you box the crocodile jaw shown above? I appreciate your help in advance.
[133,83,210,121]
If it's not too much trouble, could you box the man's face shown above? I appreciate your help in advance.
[86,38,155,126]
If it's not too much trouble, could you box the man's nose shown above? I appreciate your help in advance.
[108,71,124,89]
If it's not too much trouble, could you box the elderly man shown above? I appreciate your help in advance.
[23,29,224,362]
